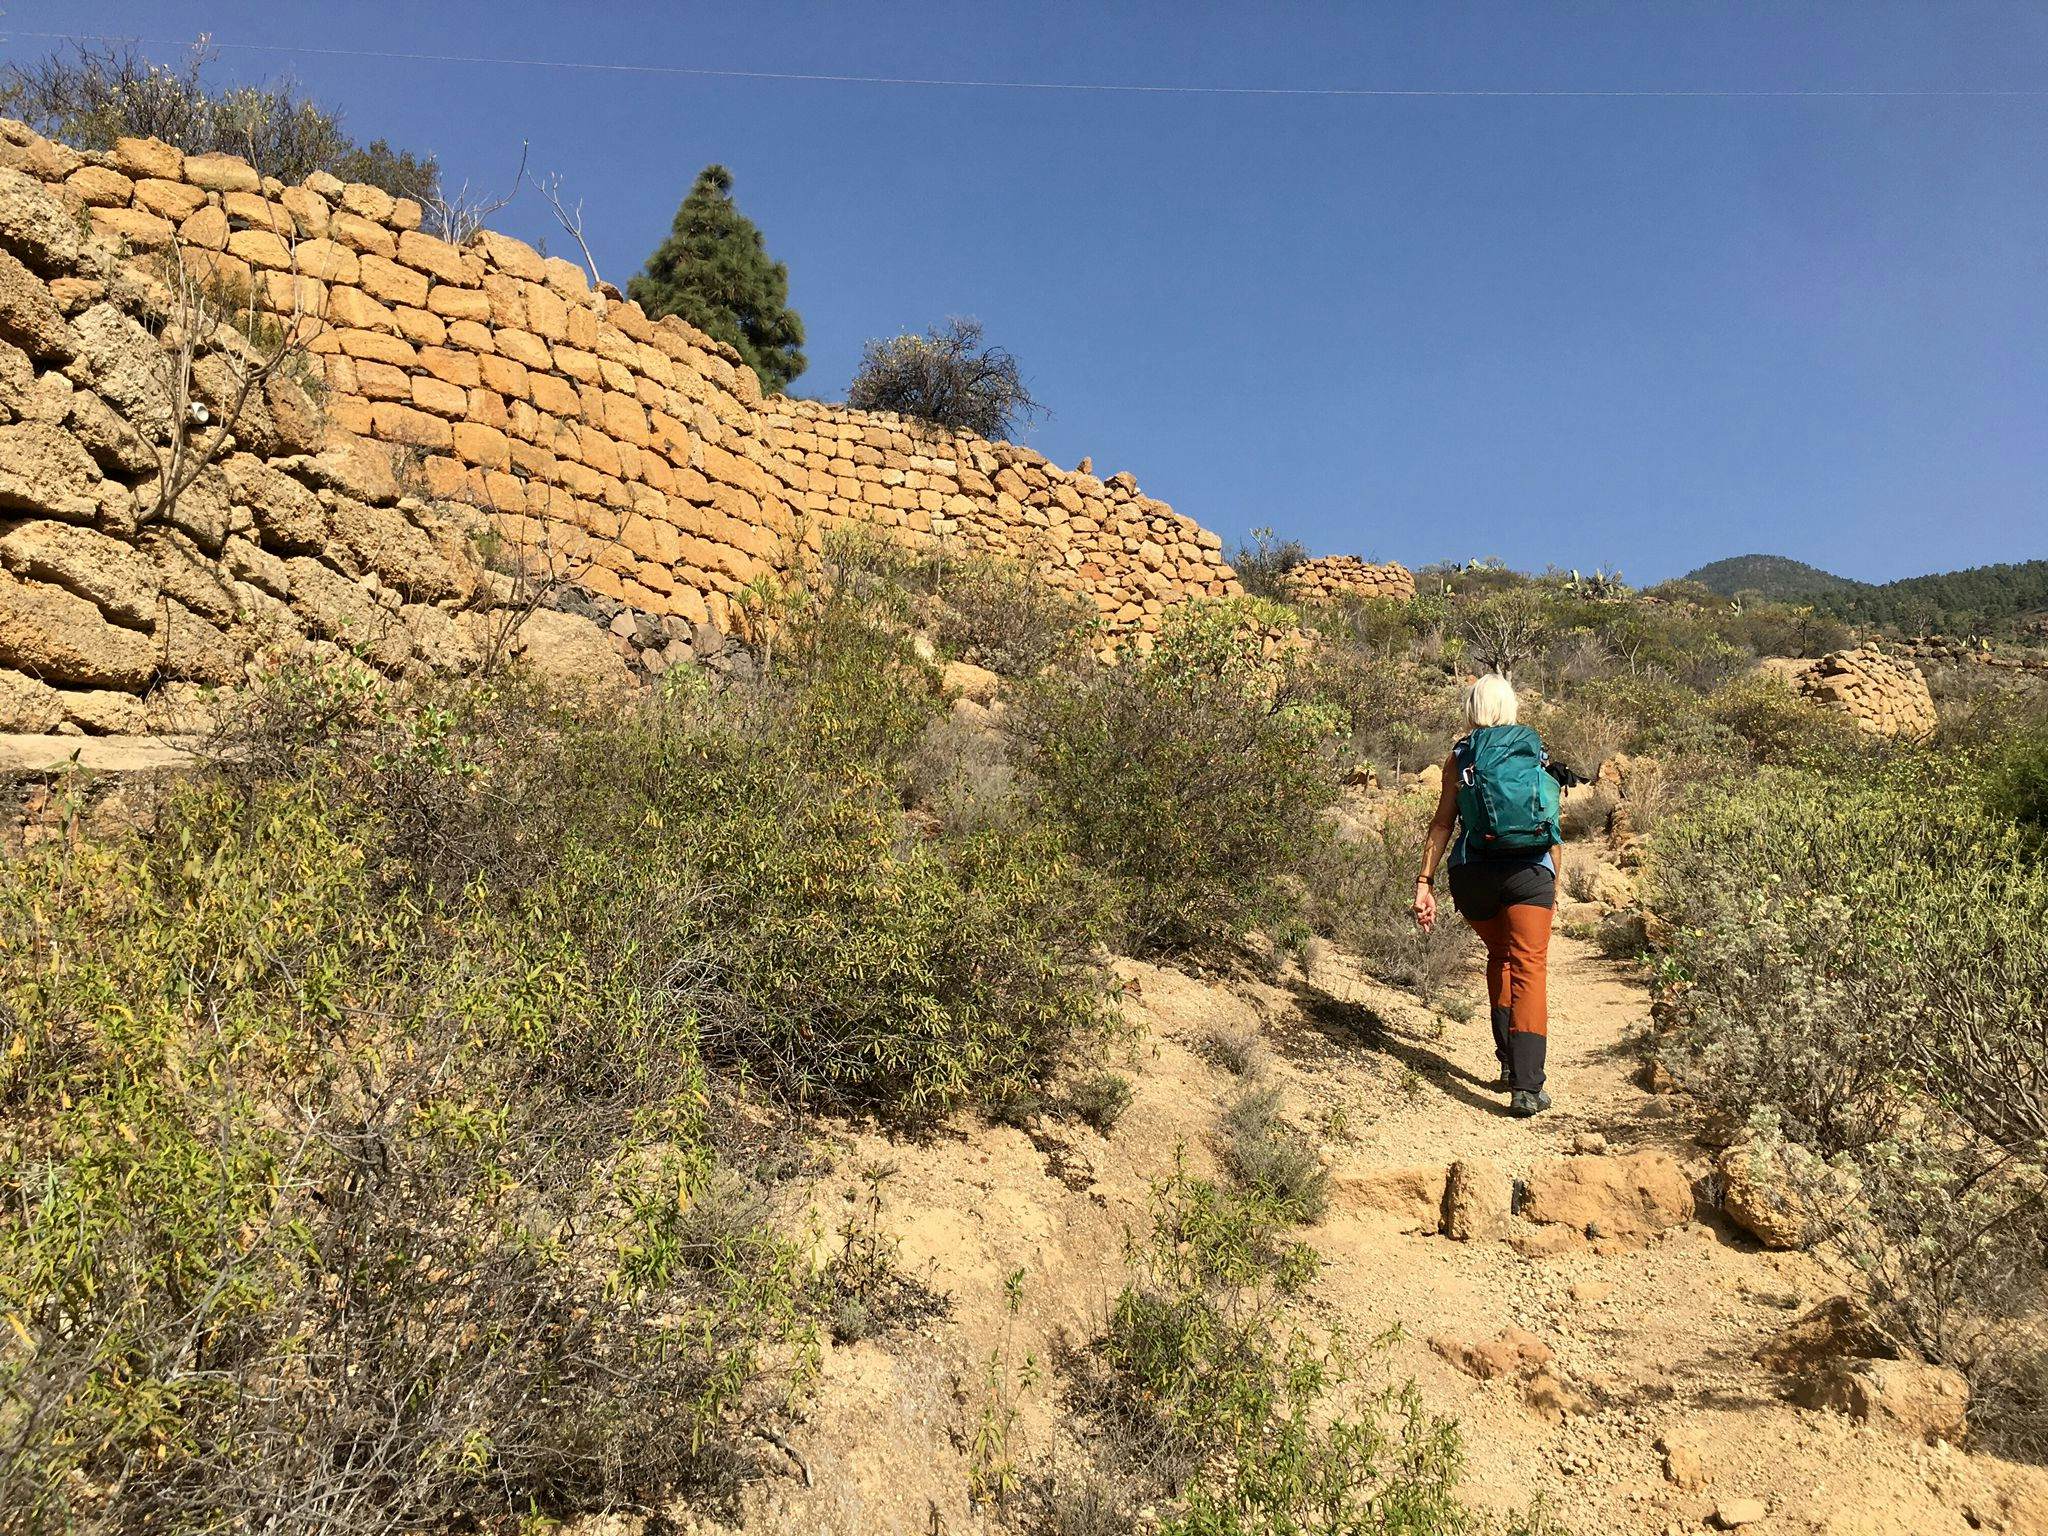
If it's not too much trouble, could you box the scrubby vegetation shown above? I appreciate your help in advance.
[1646,745,2048,1452]
[848,317,1043,440]
[10,505,2047,1528]
[1054,1155,1464,1534]
[3,38,438,198]
[0,552,1115,1531]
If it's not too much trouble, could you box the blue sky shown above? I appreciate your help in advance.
[7,3,2045,582]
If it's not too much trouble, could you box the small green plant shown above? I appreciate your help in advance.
[1066,1156,1468,1532]
[1066,1070,1135,1133]
[815,1162,945,1344]
[968,1268,1042,1511]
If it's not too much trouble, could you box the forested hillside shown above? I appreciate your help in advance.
[1683,554,2048,635]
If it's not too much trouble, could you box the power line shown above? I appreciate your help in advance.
[5,28,2045,99]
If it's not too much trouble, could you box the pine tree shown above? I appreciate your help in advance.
[628,165,806,395]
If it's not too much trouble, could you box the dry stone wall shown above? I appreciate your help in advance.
[1756,645,1939,740]
[1280,555,1416,605]
[0,156,683,735]
[762,399,1236,653]
[0,118,1249,698]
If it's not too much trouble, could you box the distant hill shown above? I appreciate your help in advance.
[1680,554,2048,636]
[1682,554,1862,602]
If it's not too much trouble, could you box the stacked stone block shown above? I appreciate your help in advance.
[1,118,1244,665]
[763,399,1237,652]
[1280,555,1416,605]
[0,157,677,734]
[1756,645,1939,740]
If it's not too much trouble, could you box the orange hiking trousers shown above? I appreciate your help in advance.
[1466,902,1550,1039]
[1448,858,1554,1093]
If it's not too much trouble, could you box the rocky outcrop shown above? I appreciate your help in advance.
[1279,554,1415,605]
[1518,1150,1696,1239]
[1755,644,1939,739]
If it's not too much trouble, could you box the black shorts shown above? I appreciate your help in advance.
[1448,859,1556,923]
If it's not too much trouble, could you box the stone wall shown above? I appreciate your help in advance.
[762,398,1236,655]
[1280,555,1416,605]
[0,158,683,735]
[0,119,1244,681]
[1897,636,2048,677]
[1756,645,1939,740]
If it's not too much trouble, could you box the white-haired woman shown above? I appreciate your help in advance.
[1410,673,1564,1116]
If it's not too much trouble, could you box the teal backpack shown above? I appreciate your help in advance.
[1453,725,1563,857]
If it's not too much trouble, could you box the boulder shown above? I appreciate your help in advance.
[503,608,635,698]
[1519,1151,1695,1238]
[1719,1140,1811,1249]
[1442,1157,1511,1242]
[0,666,63,731]
[0,571,155,687]
[1793,1358,1969,1444]
[60,687,146,734]
[940,657,1001,704]
[0,167,85,274]
[64,304,168,431]
[1329,1165,1449,1234]
[1656,1430,1708,1490]
[1756,1296,1900,1374]
[0,247,74,361]
[1521,1366,1593,1423]
[1429,1326,1552,1381]
[64,388,156,476]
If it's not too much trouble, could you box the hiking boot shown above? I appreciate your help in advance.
[1509,1089,1553,1117]
[1495,1062,1514,1091]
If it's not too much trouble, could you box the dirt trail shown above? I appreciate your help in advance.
[708,935,2048,1536]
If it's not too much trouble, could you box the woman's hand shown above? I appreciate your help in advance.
[1412,878,1437,932]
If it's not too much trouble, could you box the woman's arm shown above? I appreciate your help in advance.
[1411,752,1460,931]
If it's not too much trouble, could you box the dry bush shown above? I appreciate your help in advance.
[4,38,436,197]
[1296,799,1473,1005]
[847,317,1042,440]
[1200,1025,1270,1079]
[1535,698,1628,781]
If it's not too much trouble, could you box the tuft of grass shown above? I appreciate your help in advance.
[1218,1085,1330,1225]
[1201,1023,1271,1079]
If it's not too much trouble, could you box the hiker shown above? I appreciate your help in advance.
[1410,673,1564,1117]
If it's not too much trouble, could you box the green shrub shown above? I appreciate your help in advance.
[1705,672,1864,769]
[1075,1159,1468,1532]
[1646,762,2048,1450]
[1018,601,1341,954]
[1986,721,2048,836]
[822,531,1091,677]
[1067,1071,1136,1133]
[1558,674,1740,768]
[0,776,813,1533]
